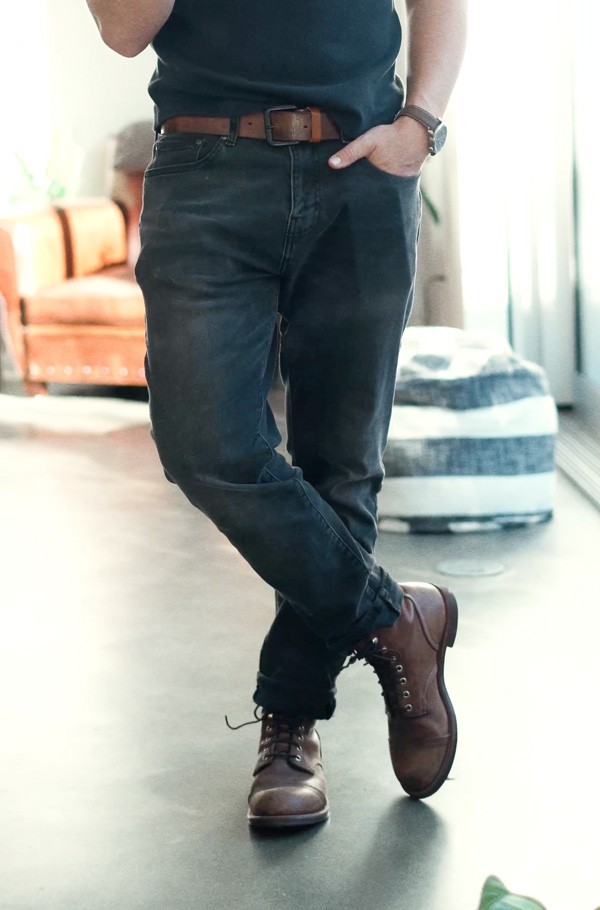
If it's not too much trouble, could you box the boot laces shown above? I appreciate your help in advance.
[344,636,413,716]
[224,707,307,762]
[259,713,307,763]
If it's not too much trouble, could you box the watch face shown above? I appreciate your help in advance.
[432,123,448,154]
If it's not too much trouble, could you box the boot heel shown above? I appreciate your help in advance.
[435,586,458,648]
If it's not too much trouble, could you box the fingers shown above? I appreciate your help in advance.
[328,133,377,170]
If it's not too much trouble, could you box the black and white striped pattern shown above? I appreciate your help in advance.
[379,328,558,532]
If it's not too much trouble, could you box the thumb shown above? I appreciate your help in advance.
[328,136,375,170]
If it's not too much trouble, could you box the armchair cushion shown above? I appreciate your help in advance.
[22,269,144,327]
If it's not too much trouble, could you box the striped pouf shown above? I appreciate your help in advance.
[379,327,558,533]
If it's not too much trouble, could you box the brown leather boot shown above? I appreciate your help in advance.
[348,582,458,799]
[247,713,330,828]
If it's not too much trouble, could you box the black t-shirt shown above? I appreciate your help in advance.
[148,0,405,139]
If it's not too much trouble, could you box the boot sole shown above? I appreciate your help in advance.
[247,805,330,829]
[402,584,458,800]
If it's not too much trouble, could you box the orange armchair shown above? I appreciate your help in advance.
[0,198,146,395]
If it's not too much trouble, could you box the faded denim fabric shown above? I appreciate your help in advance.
[135,123,421,719]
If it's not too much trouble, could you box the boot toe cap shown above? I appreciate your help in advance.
[249,784,327,818]
[391,737,455,798]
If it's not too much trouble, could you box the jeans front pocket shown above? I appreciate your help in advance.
[361,156,422,182]
[144,132,226,178]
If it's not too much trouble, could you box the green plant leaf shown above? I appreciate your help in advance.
[480,877,509,909]
[479,876,547,910]
[420,186,440,224]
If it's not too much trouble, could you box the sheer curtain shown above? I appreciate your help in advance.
[453,0,576,403]
[409,100,464,330]
[572,0,600,410]
[394,0,464,329]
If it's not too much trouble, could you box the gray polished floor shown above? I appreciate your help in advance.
[1,389,599,910]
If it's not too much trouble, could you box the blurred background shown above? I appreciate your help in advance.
[2,0,597,423]
[1,5,599,910]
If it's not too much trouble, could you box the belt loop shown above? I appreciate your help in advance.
[225,115,239,147]
[307,106,322,143]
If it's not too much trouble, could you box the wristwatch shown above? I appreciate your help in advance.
[394,104,448,156]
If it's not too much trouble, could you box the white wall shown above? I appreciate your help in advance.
[0,0,50,211]
[45,0,156,196]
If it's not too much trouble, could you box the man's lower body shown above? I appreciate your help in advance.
[135,112,457,827]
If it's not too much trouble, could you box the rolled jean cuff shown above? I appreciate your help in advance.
[327,569,404,654]
[253,674,337,721]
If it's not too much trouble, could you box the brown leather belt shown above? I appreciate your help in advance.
[159,106,341,145]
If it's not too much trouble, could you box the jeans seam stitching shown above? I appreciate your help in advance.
[144,134,225,178]
[277,147,296,275]
[294,146,321,238]
[294,479,370,572]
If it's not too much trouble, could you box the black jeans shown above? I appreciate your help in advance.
[135,118,422,719]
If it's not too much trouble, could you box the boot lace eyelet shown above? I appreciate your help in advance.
[399,678,407,685]
[405,704,413,712]
[395,665,403,672]
[402,691,410,698]
[294,755,302,761]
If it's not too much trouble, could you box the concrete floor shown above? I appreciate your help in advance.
[1,388,599,910]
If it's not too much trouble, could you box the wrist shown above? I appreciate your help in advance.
[404,96,444,120]
[394,104,448,156]
[392,114,430,153]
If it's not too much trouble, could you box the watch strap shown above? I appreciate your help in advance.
[395,104,442,131]
[394,104,446,155]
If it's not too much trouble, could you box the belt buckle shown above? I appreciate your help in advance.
[263,105,301,146]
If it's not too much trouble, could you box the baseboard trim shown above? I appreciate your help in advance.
[556,409,600,510]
